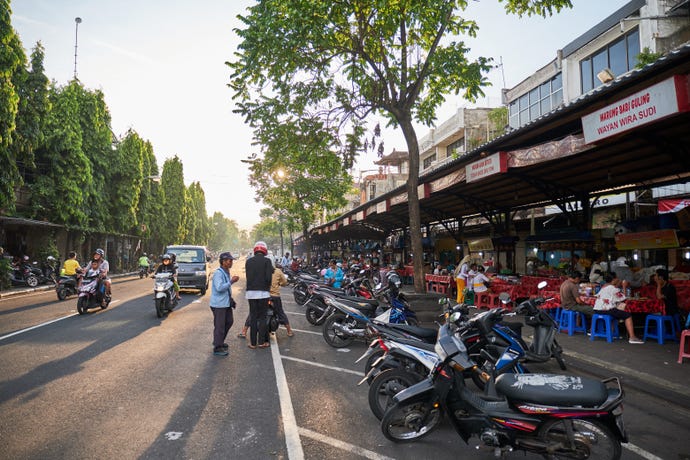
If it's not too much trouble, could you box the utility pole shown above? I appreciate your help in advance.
[73,17,82,79]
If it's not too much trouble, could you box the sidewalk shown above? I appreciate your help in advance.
[0,272,138,299]
[404,289,690,411]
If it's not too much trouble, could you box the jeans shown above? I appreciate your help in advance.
[211,307,234,350]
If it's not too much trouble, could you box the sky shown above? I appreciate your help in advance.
[10,0,631,231]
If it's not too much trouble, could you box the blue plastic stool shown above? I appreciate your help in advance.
[590,313,620,343]
[642,314,678,344]
[558,310,588,335]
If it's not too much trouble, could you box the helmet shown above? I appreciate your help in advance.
[162,253,172,261]
[253,241,268,255]
[94,248,105,257]
[143,252,147,256]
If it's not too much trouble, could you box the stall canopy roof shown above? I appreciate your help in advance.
[312,43,690,242]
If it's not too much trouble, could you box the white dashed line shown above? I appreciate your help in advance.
[0,313,78,341]
[281,355,364,377]
[298,427,396,460]
[270,334,305,459]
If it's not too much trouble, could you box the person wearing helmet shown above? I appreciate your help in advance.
[138,252,151,274]
[87,249,111,305]
[155,254,181,300]
[244,241,274,349]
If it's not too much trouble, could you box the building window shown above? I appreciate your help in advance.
[448,138,463,156]
[580,28,639,93]
[508,73,562,129]
[369,183,376,200]
[423,153,437,170]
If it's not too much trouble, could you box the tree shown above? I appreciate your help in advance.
[182,181,210,245]
[29,82,91,226]
[0,0,26,212]
[242,116,352,263]
[160,156,186,244]
[110,130,147,233]
[230,0,573,292]
[209,211,240,253]
[13,42,50,180]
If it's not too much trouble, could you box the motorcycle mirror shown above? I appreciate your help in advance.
[537,280,548,290]
[498,292,511,304]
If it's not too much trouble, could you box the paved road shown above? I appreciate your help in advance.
[1,269,688,459]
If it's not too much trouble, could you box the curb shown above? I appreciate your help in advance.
[0,272,138,300]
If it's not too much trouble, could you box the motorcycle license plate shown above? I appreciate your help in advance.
[615,413,627,439]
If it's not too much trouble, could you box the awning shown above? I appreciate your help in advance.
[658,198,690,214]
[0,217,63,228]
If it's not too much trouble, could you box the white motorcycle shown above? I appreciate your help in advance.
[153,273,178,318]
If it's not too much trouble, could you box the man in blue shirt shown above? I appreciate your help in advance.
[209,252,239,356]
[324,260,344,288]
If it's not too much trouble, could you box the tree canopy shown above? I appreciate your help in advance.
[230,0,572,291]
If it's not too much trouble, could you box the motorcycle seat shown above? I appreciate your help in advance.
[495,373,608,407]
[384,323,438,342]
[318,288,379,306]
[332,297,379,315]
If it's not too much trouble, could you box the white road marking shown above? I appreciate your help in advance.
[164,431,183,441]
[290,327,322,336]
[298,427,396,460]
[623,442,665,460]
[0,313,77,342]
[281,355,364,377]
[270,334,305,460]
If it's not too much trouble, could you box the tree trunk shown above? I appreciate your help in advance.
[399,116,425,293]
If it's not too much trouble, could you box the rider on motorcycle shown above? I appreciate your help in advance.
[154,254,181,300]
[62,251,82,285]
[138,253,151,273]
[89,249,111,303]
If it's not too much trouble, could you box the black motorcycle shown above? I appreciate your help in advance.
[381,320,627,459]
[56,274,79,300]
[9,262,39,287]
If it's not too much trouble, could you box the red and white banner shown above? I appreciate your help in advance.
[581,74,690,143]
[658,198,690,214]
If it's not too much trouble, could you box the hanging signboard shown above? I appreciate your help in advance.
[465,152,508,183]
[614,229,679,250]
[581,74,690,144]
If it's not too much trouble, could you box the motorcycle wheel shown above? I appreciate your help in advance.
[322,313,355,348]
[139,272,144,279]
[293,287,308,305]
[537,418,620,460]
[305,304,325,326]
[368,369,423,420]
[381,399,442,443]
[77,297,88,315]
[57,288,67,301]
[155,298,166,318]
[26,274,39,288]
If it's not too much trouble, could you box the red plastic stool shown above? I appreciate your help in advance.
[679,330,690,364]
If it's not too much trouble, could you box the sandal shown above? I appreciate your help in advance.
[247,344,257,349]
[258,342,270,348]
[287,331,294,337]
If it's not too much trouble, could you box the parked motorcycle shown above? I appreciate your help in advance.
[77,275,110,314]
[321,290,417,348]
[153,272,178,318]
[380,320,627,459]
[56,274,79,300]
[9,263,39,287]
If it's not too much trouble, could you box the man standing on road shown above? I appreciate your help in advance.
[210,252,239,357]
[245,241,274,349]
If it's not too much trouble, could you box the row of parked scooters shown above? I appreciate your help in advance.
[287,271,628,460]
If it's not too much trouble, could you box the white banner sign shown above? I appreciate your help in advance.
[581,75,690,143]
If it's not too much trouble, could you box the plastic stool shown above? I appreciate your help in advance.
[678,330,690,363]
[558,310,587,336]
[590,314,620,343]
[642,314,678,345]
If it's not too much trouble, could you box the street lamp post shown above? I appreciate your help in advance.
[73,17,82,79]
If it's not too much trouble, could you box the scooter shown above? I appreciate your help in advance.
[56,274,79,300]
[9,263,39,287]
[77,275,111,315]
[505,280,567,370]
[381,319,628,460]
[153,273,178,318]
